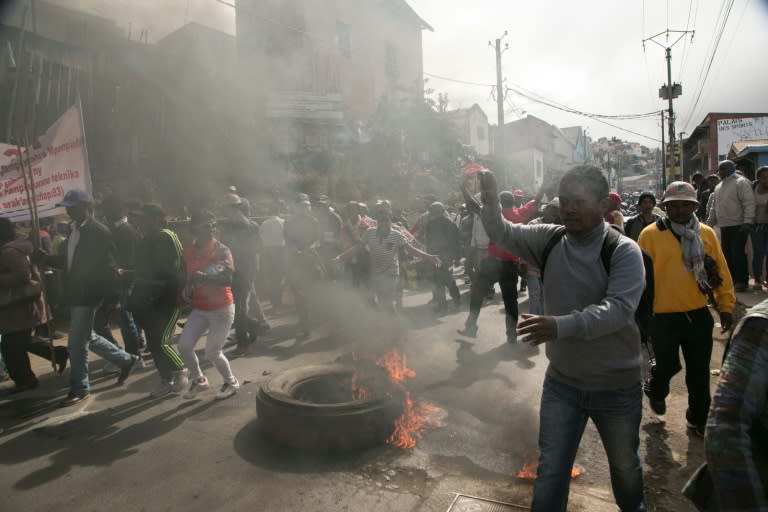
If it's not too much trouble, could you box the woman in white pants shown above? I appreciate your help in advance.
[178,211,240,400]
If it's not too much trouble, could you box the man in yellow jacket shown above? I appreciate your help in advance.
[638,181,735,437]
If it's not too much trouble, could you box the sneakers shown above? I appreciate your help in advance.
[643,383,666,415]
[149,380,173,399]
[457,325,478,338]
[59,392,91,408]
[183,376,210,399]
[116,355,140,385]
[170,369,189,393]
[687,421,705,438]
[216,379,240,400]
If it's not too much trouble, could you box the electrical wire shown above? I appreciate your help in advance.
[682,0,734,130]
[683,0,749,132]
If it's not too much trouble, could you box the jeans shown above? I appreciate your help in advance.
[93,285,143,356]
[532,375,646,512]
[720,225,749,286]
[178,305,236,384]
[527,274,543,315]
[646,307,714,427]
[751,224,768,281]
[465,258,519,337]
[69,305,134,397]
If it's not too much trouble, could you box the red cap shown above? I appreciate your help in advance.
[608,192,621,206]
[512,189,525,197]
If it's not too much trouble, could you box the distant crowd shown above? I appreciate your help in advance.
[0,160,766,511]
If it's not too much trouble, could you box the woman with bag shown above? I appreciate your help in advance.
[0,218,67,393]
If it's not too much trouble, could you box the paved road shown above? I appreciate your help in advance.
[2,281,762,511]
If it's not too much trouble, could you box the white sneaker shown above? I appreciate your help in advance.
[215,379,240,400]
[150,380,173,398]
[183,376,209,399]
[170,369,189,393]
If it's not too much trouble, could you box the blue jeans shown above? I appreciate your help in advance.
[68,305,133,397]
[118,284,143,355]
[532,375,646,512]
[751,224,768,281]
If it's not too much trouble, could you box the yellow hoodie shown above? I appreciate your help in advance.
[638,221,735,314]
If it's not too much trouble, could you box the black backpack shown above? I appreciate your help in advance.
[540,226,655,343]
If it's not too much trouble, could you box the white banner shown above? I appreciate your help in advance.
[716,116,768,160]
[0,104,92,222]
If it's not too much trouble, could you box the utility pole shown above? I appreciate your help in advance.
[679,131,686,180]
[489,31,508,183]
[643,28,693,190]
[660,110,666,191]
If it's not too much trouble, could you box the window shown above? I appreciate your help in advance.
[385,43,399,80]
[476,125,486,141]
[336,22,351,58]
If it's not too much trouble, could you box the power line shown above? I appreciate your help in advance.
[424,72,660,120]
[682,0,734,130]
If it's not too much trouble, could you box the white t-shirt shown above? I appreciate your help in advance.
[259,216,285,247]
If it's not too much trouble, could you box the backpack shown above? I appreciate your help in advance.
[540,226,655,343]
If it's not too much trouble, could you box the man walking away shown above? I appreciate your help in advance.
[700,174,719,221]
[467,166,646,512]
[97,197,144,361]
[624,192,661,241]
[259,203,286,309]
[638,181,735,436]
[707,160,755,292]
[36,189,140,407]
[423,202,461,314]
[458,184,545,343]
[129,204,188,398]
[751,166,768,290]
[218,196,263,353]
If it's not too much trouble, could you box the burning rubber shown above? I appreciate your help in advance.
[256,363,405,452]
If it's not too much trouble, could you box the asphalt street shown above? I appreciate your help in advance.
[2,279,760,512]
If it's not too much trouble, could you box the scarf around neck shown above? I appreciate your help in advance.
[668,215,709,291]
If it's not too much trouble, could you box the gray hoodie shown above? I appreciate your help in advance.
[491,221,645,390]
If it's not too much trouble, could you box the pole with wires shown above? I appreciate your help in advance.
[489,32,508,184]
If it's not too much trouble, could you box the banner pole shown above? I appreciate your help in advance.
[18,140,56,372]
[75,88,92,193]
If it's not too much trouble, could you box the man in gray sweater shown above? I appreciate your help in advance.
[465,166,646,512]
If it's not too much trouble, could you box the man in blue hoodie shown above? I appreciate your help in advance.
[465,166,646,512]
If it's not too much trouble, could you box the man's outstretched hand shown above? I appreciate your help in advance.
[462,170,499,216]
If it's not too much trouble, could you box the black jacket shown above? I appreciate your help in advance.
[110,220,141,269]
[132,228,185,309]
[424,215,460,261]
[48,218,119,306]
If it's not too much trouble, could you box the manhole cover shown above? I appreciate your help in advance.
[447,493,528,512]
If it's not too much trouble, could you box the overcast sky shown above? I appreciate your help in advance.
[410,0,768,146]
[36,1,768,148]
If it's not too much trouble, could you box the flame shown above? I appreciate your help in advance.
[352,347,443,449]
[350,372,369,400]
[515,462,583,480]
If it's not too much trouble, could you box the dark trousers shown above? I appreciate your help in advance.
[432,264,460,306]
[0,329,62,385]
[134,307,184,381]
[465,258,519,336]
[261,247,285,307]
[721,225,749,286]
[646,307,714,427]
[232,271,256,346]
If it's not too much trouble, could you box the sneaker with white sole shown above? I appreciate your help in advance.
[183,376,209,399]
[150,380,173,398]
[215,379,240,400]
[170,369,189,393]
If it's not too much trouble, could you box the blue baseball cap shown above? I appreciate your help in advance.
[56,189,93,207]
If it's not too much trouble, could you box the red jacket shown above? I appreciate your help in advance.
[0,239,48,334]
[487,201,537,263]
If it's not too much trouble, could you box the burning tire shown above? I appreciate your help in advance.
[256,363,405,452]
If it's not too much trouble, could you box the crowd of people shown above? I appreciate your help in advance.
[0,160,766,510]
